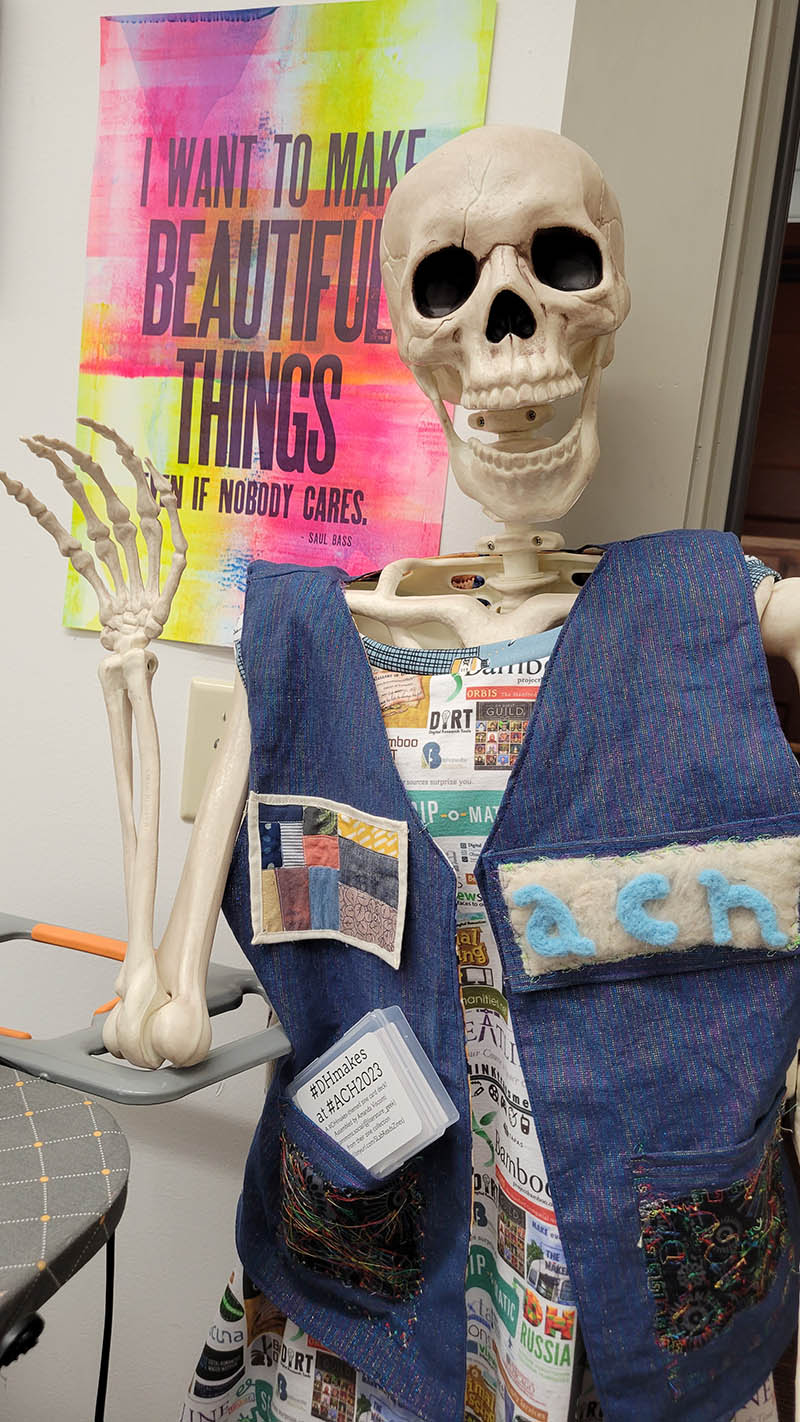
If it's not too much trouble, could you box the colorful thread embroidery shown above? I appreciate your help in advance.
[279,1135,423,1301]
[248,794,408,967]
[637,1126,788,1353]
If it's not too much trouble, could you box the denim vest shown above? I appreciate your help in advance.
[223,531,800,1422]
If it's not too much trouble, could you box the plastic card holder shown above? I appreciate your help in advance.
[286,1006,459,1179]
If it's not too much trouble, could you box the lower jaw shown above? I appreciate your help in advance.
[445,410,600,524]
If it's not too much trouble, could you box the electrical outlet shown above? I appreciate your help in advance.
[180,678,235,822]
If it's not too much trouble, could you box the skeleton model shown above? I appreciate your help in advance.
[4,125,800,1076]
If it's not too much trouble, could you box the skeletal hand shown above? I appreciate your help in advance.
[1,418,188,1068]
[4,417,187,654]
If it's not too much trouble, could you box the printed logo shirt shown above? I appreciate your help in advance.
[183,608,780,1422]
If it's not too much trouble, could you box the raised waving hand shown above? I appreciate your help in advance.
[1,418,187,1067]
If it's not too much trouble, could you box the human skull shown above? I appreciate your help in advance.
[381,126,630,523]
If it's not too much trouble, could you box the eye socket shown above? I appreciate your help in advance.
[412,246,479,318]
[531,227,603,291]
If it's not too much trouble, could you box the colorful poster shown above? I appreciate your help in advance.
[67,0,495,646]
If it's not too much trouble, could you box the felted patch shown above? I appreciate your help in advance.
[499,835,800,977]
[637,1124,788,1353]
[247,792,407,967]
[280,1134,422,1300]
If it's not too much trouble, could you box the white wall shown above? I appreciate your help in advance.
[559,0,766,545]
[0,2,575,1418]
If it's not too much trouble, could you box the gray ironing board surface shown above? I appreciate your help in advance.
[0,1065,129,1337]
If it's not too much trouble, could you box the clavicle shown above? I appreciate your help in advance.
[344,528,601,649]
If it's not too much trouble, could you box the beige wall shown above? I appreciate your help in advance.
[557,0,795,545]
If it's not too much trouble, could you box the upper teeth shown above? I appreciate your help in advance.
[461,373,582,409]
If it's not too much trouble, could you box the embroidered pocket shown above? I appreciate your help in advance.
[247,793,408,968]
[632,1095,790,1355]
[279,1100,423,1303]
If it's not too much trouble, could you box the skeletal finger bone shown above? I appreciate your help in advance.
[21,436,127,597]
[73,418,188,639]
[0,468,115,623]
[144,457,188,638]
[78,417,164,602]
[34,432,146,601]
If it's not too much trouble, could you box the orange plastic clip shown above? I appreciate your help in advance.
[93,997,121,1016]
[31,924,126,962]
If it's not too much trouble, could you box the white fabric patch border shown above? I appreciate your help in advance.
[247,791,408,970]
[498,835,800,978]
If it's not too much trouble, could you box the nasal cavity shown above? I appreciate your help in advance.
[485,290,536,344]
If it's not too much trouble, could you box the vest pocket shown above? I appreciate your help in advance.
[247,792,408,968]
[278,1099,424,1303]
[631,1090,790,1356]
[480,815,800,993]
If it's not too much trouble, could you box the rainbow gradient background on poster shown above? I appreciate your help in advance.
[65,0,496,646]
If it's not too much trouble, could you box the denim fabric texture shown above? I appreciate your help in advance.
[225,533,800,1422]
[478,529,800,1420]
[223,563,468,1422]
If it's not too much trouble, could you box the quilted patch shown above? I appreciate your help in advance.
[637,1124,789,1353]
[248,793,407,968]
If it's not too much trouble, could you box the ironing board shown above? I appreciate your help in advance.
[0,1065,128,1369]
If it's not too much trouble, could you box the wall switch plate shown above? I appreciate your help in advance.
[180,678,235,822]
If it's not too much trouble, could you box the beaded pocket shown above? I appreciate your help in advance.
[633,1104,789,1354]
[279,1132,423,1302]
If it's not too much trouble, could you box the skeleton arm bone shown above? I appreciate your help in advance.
[2,424,252,1070]
[1,424,187,1068]
[97,656,136,915]
[114,667,251,1069]
[102,645,172,1067]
